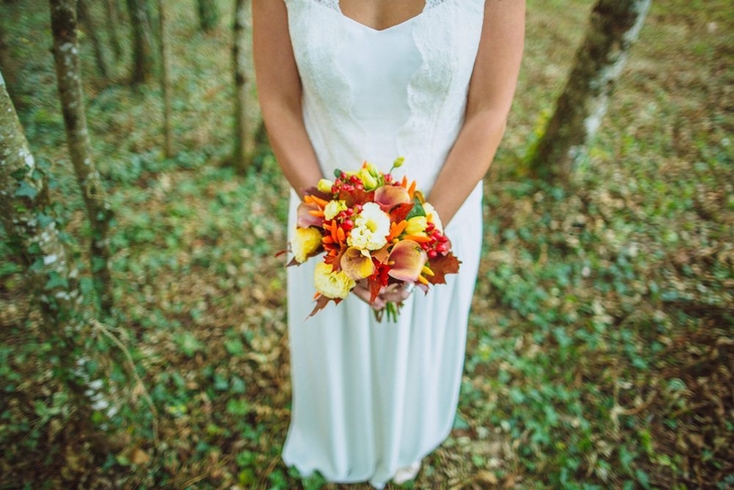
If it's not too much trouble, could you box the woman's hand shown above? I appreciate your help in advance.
[351,280,413,310]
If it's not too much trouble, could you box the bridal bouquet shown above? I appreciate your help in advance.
[286,158,460,321]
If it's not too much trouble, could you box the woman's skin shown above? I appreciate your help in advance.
[253,0,525,308]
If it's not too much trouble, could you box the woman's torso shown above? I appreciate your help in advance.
[284,0,485,193]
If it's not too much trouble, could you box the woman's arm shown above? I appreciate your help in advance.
[427,0,526,227]
[252,0,323,198]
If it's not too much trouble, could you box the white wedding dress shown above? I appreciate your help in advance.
[282,0,486,487]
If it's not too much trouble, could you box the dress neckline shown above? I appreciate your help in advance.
[335,1,427,33]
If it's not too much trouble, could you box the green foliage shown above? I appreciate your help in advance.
[2,0,732,487]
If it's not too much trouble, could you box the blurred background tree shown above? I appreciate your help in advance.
[50,0,114,316]
[197,0,220,31]
[528,0,653,179]
[126,0,155,83]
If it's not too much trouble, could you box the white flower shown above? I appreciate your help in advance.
[313,262,355,299]
[323,200,347,221]
[347,202,391,251]
[292,227,322,263]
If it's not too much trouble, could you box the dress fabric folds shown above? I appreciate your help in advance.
[281,0,486,487]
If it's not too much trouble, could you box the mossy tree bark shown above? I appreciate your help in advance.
[158,0,174,157]
[126,0,154,83]
[198,0,219,32]
[77,0,109,78]
[0,70,113,454]
[49,0,115,317]
[528,0,652,179]
[232,0,256,173]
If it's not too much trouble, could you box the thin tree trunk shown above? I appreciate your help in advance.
[126,0,154,84]
[232,0,255,172]
[50,0,114,317]
[0,69,114,454]
[198,0,219,32]
[77,0,109,79]
[528,0,652,179]
[158,0,173,157]
[104,0,123,60]
[0,17,21,108]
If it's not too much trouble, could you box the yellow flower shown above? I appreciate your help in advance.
[358,167,379,191]
[292,227,322,263]
[313,262,355,299]
[317,179,334,193]
[405,216,428,236]
[324,200,347,221]
[347,202,391,251]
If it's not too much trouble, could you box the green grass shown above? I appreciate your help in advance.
[1,0,732,488]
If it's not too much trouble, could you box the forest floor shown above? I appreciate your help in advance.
[1,0,732,489]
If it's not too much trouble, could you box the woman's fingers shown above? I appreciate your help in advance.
[351,281,414,309]
[352,282,386,309]
[379,284,412,303]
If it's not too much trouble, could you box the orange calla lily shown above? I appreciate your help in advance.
[374,184,411,211]
[340,246,376,280]
[387,240,427,282]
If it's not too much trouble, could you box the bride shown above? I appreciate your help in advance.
[253,0,524,487]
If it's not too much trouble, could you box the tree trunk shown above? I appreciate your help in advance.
[104,0,123,60]
[126,0,154,84]
[528,0,652,179]
[77,0,109,79]
[49,0,114,317]
[0,69,114,454]
[232,0,256,172]
[198,0,219,32]
[158,0,173,157]
[0,17,21,109]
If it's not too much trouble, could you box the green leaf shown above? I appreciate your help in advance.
[230,376,246,394]
[14,182,38,199]
[44,272,69,290]
[174,332,204,357]
[224,338,245,356]
[452,412,470,430]
[635,469,650,489]
[80,277,94,297]
[405,197,426,220]
[226,398,249,416]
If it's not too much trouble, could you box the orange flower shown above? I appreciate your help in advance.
[340,247,375,280]
[387,240,427,282]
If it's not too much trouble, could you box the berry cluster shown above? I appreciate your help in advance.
[332,173,365,194]
[333,205,359,232]
[420,222,451,259]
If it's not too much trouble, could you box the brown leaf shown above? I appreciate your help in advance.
[131,448,150,465]
[308,295,340,318]
[426,253,461,285]
[390,202,415,223]
[476,470,499,485]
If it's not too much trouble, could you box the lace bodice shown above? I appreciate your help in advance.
[313,0,450,11]
[284,0,485,192]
